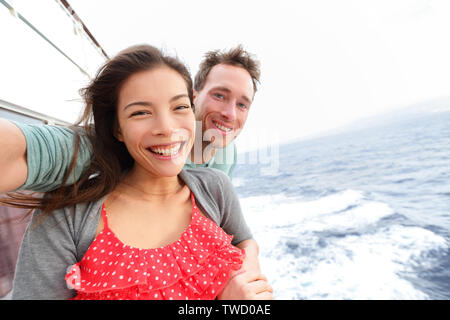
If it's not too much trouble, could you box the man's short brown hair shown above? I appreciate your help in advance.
[194,45,261,95]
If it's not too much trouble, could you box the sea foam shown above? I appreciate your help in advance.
[239,190,448,299]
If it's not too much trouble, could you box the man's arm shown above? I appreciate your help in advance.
[12,207,78,299]
[0,118,28,193]
[236,239,261,274]
[211,170,273,299]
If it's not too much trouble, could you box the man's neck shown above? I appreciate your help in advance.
[189,123,218,164]
[189,141,217,164]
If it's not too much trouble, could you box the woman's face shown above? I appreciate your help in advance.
[115,66,195,177]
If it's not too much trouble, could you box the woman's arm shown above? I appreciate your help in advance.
[0,118,28,193]
[0,119,93,193]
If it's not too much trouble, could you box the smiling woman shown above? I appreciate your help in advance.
[114,67,195,177]
[3,44,272,300]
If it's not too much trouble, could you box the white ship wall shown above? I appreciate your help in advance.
[0,0,106,123]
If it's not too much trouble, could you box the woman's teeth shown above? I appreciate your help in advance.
[149,143,182,156]
[213,121,232,132]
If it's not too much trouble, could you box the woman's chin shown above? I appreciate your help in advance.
[155,166,185,177]
[145,156,186,176]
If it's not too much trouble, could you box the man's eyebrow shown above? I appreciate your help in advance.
[211,86,252,104]
[211,86,232,93]
[241,95,252,104]
[123,94,189,110]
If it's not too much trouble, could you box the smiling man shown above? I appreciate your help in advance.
[186,45,260,176]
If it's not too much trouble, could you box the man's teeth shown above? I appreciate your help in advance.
[149,143,182,156]
[214,121,232,132]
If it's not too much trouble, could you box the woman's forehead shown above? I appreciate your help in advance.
[118,68,189,107]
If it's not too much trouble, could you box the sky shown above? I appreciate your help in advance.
[2,0,450,152]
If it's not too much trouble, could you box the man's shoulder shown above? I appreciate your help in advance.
[181,166,229,183]
[180,168,233,215]
[33,197,103,226]
[180,168,232,197]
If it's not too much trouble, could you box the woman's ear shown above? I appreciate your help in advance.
[113,117,124,142]
[115,128,124,142]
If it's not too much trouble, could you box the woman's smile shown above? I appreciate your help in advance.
[146,141,186,160]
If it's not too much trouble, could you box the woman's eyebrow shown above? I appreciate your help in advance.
[170,93,190,102]
[123,101,152,110]
[123,94,189,110]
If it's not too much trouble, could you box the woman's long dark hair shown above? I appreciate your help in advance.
[0,45,194,224]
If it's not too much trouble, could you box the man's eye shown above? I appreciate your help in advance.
[238,103,247,109]
[214,93,224,99]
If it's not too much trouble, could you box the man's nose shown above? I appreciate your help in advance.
[220,101,237,121]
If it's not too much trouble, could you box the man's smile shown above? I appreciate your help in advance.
[212,120,233,133]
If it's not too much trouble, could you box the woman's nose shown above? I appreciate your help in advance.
[152,113,175,136]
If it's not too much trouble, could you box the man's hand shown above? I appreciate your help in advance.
[217,271,273,300]
[217,239,273,300]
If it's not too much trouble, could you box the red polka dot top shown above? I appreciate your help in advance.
[65,192,245,300]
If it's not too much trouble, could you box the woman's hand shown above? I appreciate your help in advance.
[0,119,28,193]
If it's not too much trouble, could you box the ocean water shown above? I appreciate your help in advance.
[233,109,450,300]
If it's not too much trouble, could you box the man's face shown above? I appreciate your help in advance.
[194,64,254,149]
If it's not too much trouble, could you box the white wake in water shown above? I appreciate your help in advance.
[239,190,448,299]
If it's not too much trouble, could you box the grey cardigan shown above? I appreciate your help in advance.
[12,168,252,300]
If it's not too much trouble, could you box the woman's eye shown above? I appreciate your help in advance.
[175,105,190,111]
[131,111,149,117]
